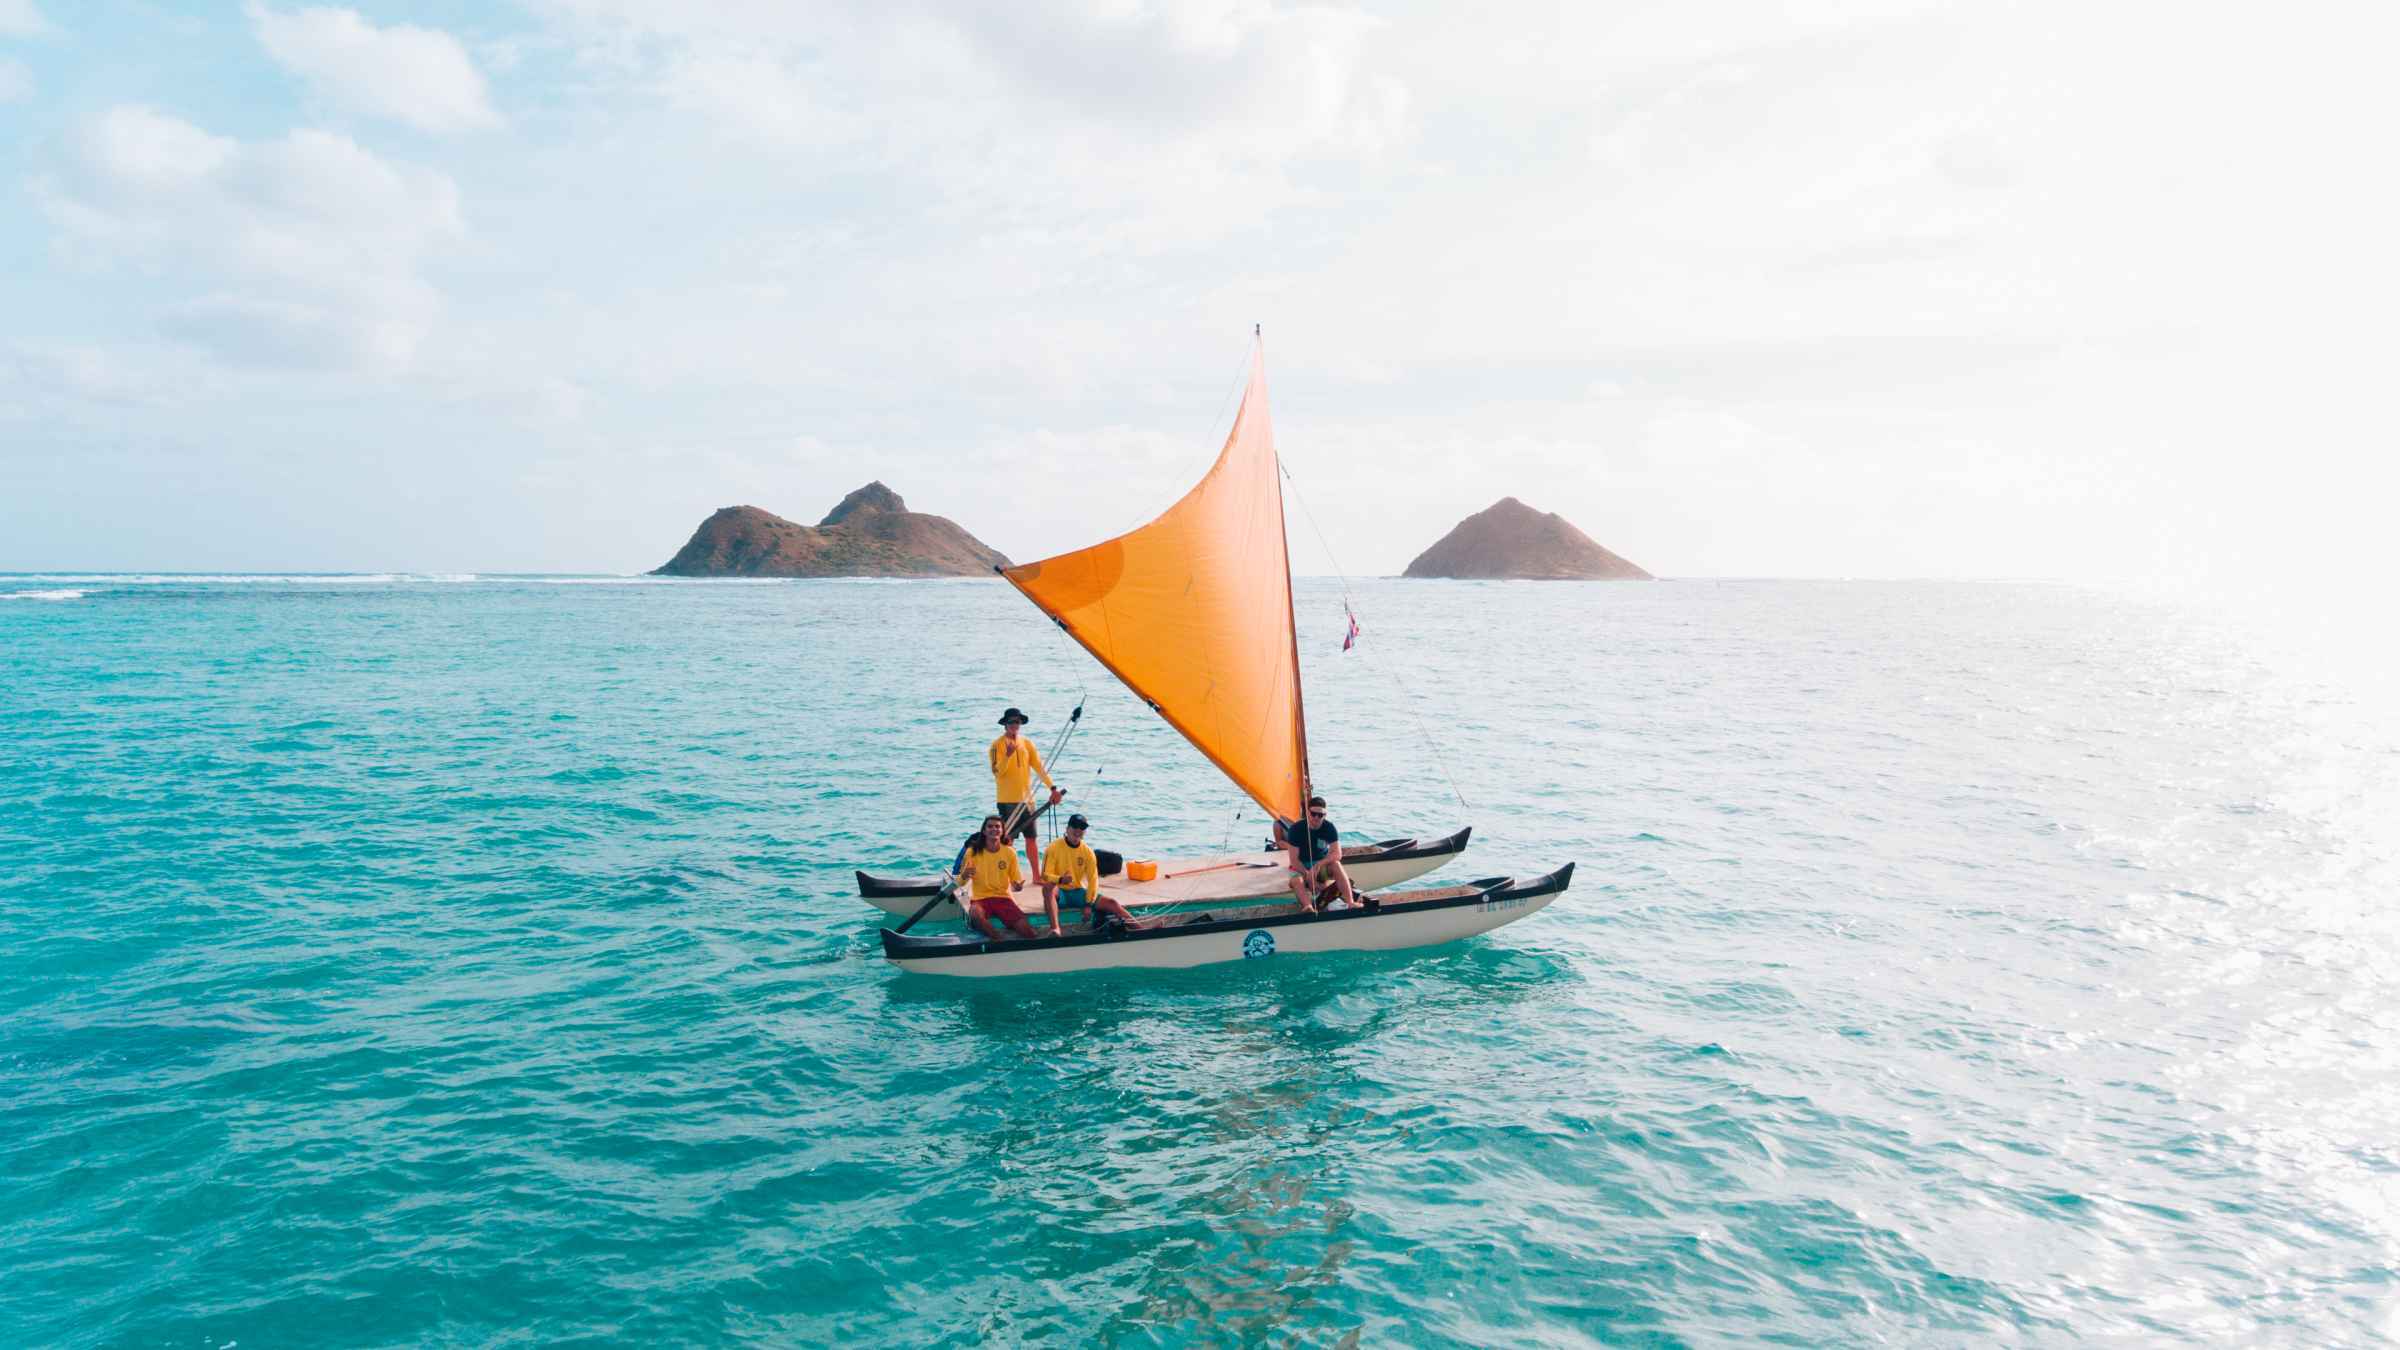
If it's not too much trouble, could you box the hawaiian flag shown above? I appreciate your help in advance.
[1341,607,1360,652]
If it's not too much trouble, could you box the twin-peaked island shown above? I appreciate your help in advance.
[651,482,1651,580]
[652,482,1008,577]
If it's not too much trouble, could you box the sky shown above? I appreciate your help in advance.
[1,0,2394,584]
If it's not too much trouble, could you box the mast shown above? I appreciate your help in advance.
[1264,328,1311,819]
[999,335,1308,822]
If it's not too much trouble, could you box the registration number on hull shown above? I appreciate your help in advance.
[1478,893,1527,913]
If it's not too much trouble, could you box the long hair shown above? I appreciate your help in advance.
[965,813,1006,856]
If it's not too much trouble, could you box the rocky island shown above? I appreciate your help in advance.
[650,482,1009,577]
[1403,497,1652,580]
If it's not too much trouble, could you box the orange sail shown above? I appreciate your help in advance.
[1002,346,1310,822]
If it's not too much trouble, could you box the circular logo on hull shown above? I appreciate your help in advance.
[1243,929,1275,959]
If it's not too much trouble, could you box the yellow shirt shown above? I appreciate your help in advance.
[957,845,1023,900]
[987,733,1052,802]
[1043,839,1100,894]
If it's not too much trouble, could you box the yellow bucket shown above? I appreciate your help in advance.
[1125,859,1159,882]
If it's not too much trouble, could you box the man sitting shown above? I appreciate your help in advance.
[1280,795,1356,913]
[957,813,1039,941]
[1043,813,1142,933]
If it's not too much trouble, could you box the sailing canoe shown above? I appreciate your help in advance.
[877,336,1573,971]
[855,828,1473,919]
[882,866,1573,978]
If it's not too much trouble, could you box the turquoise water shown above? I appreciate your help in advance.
[5,575,2397,1345]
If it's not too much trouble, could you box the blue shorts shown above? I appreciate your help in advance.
[1056,887,1089,910]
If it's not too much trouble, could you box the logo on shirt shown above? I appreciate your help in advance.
[1243,929,1275,959]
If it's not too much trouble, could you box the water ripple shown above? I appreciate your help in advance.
[4,578,2398,1344]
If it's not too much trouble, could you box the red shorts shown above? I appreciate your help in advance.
[971,895,1028,927]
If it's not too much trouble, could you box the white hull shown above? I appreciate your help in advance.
[882,867,1570,978]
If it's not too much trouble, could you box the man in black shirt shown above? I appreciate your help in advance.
[1280,794,1356,913]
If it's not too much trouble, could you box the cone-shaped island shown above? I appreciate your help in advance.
[1403,497,1651,579]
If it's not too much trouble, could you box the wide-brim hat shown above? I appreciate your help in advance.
[998,707,1030,725]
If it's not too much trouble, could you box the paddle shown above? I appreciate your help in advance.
[891,703,1082,935]
[1162,859,1278,880]
[891,795,1063,933]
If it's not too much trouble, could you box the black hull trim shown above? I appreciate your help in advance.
[854,827,1473,900]
[880,861,1572,963]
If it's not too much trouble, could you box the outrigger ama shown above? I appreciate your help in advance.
[877,334,1575,977]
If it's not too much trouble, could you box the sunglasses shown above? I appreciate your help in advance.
[1307,809,1326,817]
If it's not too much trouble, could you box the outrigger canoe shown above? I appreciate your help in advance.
[857,827,1474,920]
[878,334,1572,973]
[883,866,1573,978]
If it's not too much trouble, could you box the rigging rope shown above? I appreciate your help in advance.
[942,699,1082,885]
[1274,452,1474,814]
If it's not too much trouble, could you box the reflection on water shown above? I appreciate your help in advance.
[883,948,1580,1341]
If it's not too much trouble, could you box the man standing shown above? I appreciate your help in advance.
[989,707,1061,882]
[1043,812,1142,934]
[1280,795,1356,913]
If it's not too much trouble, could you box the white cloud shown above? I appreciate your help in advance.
[248,4,498,133]
[0,56,31,102]
[539,0,1405,249]
[656,44,857,152]
[944,1,1405,153]
[7,340,149,404]
[11,0,2400,586]
[79,102,235,192]
[40,105,465,371]
[0,0,48,37]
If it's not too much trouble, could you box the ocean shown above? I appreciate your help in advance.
[3,575,2395,1345]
